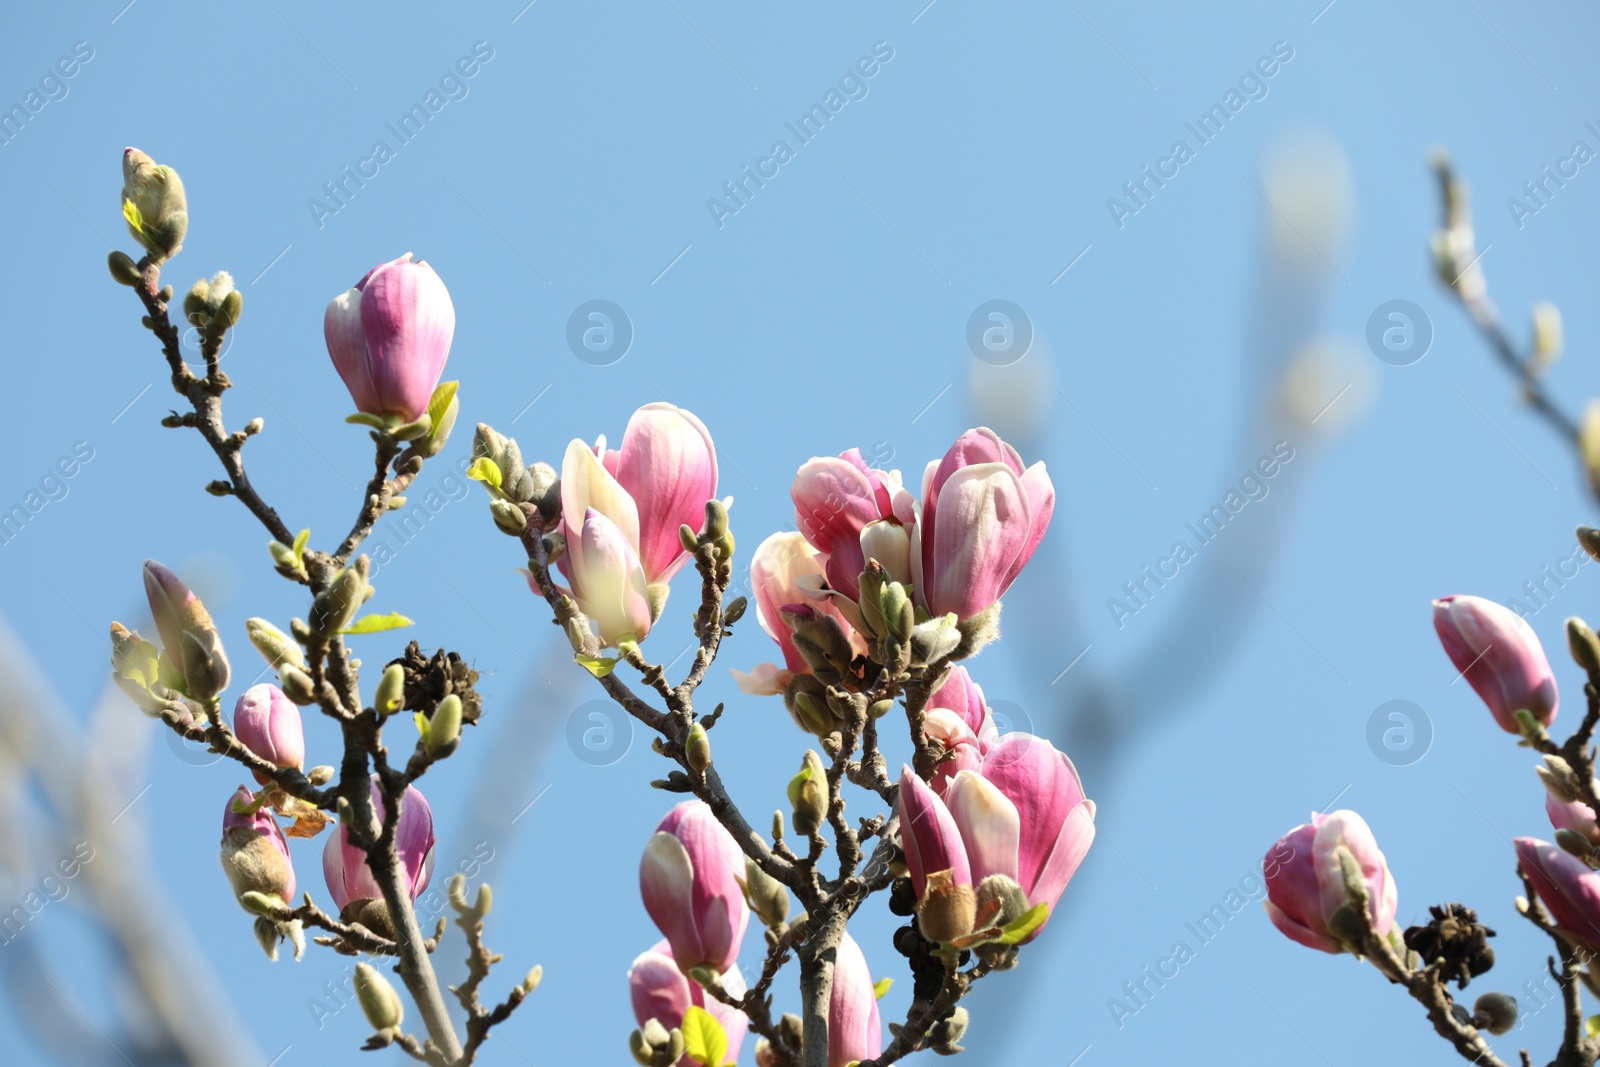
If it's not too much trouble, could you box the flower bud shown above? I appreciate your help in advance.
[107,249,142,285]
[374,663,406,715]
[685,722,711,773]
[490,498,527,536]
[245,617,305,671]
[723,595,748,626]
[1472,992,1518,1035]
[427,694,462,758]
[233,683,304,782]
[354,962,404,1032]
[220,786,295,908]
[310,556,372,637]
[184,272,242,337]
[1571,616,1600,674]
[121,147,187,260]
[629,1019,685,1067]
[927,1005,969,1054]
[638,802,750,975]
[325,254,454,422]
[1434,594,1558,732]
[743,856,790,928]
[789,751,828,837]
[144,560,229,701]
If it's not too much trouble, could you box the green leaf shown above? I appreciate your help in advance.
[414,711,431,745]
[427,380,458,429]
[786,762,816,808]
[575,653,618,678]
[292,528,310,566]
[873,976,893,1000]
[122,197,144,234]
[997,901,1049,945]
[345,412,386,429]
[680,1005,728,1067]
[340,612,414,635]
[466,456,502,489]
[1588,1014,1600,1038]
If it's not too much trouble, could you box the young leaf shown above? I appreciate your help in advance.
[680,1005,728,1067]
[427,380,458,428]
[340,612,415,635]
[1588,1014,1600,1039]
[292,528,310,566]
[997,901,1049,945]
[575,653,618,678]
[122,198,144,234]
[345,412,387,429]
[786,762,816,808]
[466,457,503,490]
[873,976,893,1000]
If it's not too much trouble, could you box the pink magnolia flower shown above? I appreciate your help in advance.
[791,448,915,598]
[1548,794,1600,845]
[896,766,971,903]
[220,785,295,905]
[1262,810,1397,954]
[1433,594,1558,732]
[639,800,750,975]
[615,404,719,584]
[923,709,985,798]
[1516,837,1600,949]
[628,939,749,1066]
[233,683,304,783]
[559,404,718,586]
[552,507,653,648]
[324,254,455,422]
[912,428,1055,621]
[829,932,883,1067]
[731,532,864,696]
[927,666,994,739]
[944,733,1095,942]
[323,778,437,910]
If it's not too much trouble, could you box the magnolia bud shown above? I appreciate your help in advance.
[789,751,828,836]
[685,722,711,773]
[1539,755,1582,803]
[278,665,316,705]
[374,663,406,715]
[974,874,1030,928]
[310,556,371,637]
[917,869,977,943]
[744,856,790,928]
[1556,828,1593,859]
[490,498,527,536]
[521,965,543,993]
[1472,991,1518,1035]
[354,963,404,1032]
[246,619,303,673]
[722,595,748,626]
[629,1019,685,1067]
[928,1006,969,1054]
[428,695,463,758]
[121,147,187,260]
[1570,616,1600,674]
[108,249,142,285]
[702,498,733,559]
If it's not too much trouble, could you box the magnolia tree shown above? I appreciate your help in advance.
[1259,154,1600,1067]
[102,148,1097,1067]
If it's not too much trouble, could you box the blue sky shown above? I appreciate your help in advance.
[3,1,1600,1064]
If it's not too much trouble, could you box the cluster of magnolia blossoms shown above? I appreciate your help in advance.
[735,430,1054,732]
[111,247,461,960]
[1261,589,1600,1039]
[127,562,442,956]
[630,801,885,1067]
[893,665,1095,947]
